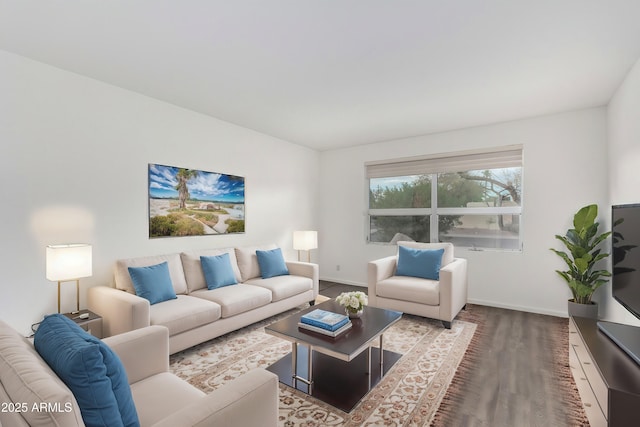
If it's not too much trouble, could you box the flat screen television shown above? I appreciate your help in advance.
[611,203,640,319]
[597,203,640,365]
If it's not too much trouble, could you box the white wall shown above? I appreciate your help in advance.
[0,50,320,335]
[2,44,632,333]
[606,57,640,325]
[319,108,608,317]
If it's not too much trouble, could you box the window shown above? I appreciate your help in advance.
[366,146,523,250]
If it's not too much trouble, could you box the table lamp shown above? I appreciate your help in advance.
[293,231,318,262]
[46,244,92,313]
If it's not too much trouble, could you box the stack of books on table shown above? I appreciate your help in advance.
[298,309,352,337]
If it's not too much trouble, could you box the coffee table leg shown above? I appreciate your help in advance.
[291,342,314,392]
[380,334,384,371]
[367,345,372,389]
[307,344,313,393]
[291,342,298,387]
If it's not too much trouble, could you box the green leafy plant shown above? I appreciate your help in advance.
[550,204,611,304]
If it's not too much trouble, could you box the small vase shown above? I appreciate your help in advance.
[346,308,363,319]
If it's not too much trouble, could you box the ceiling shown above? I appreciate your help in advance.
[2,1,640,151]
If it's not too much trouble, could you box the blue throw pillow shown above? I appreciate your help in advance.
[34,314,140,427]
[86,337,139,427]
[256,248,290,279]
[396,246,445,280]
[128,262,177,305]
[201,253,238,289]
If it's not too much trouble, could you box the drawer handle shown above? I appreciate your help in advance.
[584,403,592,408]
[583,361,591,365]
[580,377,587,381]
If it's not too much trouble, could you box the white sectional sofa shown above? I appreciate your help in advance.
[88,244,318,354]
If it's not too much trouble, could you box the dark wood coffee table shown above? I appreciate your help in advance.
[265,299,402,412]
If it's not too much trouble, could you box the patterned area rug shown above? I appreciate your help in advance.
[170,306,476,426]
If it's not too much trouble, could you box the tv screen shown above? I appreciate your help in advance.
[612,203,640,320]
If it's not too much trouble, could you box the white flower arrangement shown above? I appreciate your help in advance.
[336,291,368,313]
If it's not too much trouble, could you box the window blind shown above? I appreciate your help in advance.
[365,146,523,179]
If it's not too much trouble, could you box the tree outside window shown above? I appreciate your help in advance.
[368,166,522,250]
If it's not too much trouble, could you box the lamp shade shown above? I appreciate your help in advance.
[46,244,92,281]
[293,231,318,251]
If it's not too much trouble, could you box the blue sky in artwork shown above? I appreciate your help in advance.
[149,164,244,203]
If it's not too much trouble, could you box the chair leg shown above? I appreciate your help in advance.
[442,320,452,329]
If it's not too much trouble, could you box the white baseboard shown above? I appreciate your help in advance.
[319,278,568,318]
[467,298,567,318]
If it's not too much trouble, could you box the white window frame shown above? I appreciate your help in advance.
[366,146,523,251]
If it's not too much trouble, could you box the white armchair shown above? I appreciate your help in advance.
[367,242,468,328]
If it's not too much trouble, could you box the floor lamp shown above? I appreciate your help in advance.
[46,244,92,313]
[293,231,318,262]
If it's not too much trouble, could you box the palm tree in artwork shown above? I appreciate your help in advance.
[175,169,198,209]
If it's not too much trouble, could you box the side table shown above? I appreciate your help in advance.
[63,309,103,339]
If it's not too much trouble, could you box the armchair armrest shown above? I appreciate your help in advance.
[438,258,468,322]
[367,256,397,307]
[151,369,278,427]
[286,261,319,298]
[103,325,169,384]
[87,286,150,337]
[368,256,397,284]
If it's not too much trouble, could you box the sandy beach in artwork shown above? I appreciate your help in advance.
[149,198,176,217]
[149,198,244,236]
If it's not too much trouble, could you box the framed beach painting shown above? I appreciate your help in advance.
[148,163,245,238]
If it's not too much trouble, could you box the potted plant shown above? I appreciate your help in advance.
[550,204,611,318]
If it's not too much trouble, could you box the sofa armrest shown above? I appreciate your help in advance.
[88,286,150,337]
[438,258,468,322]
[286,261,319,298]
[103,326,169,384]
[151,369,278,427]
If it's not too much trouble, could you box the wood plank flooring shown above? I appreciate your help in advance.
[443,304,585,427]
[319,281,588,427]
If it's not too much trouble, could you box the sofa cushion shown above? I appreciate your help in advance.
[245,275,313,302]
[397,241,454,267]
[0,320,84,427]
[128,262,178,305]
[396,246,444,280]
[256,248,289,279]
[201,253,239,289]
[115,253,188,295]
[149,295,221,335]
[129,372,205,427]
[34,314,139,427]
[191,284,272,318]
[376,276,440,305]
[235,244,278,281]
[181,248,242,292]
